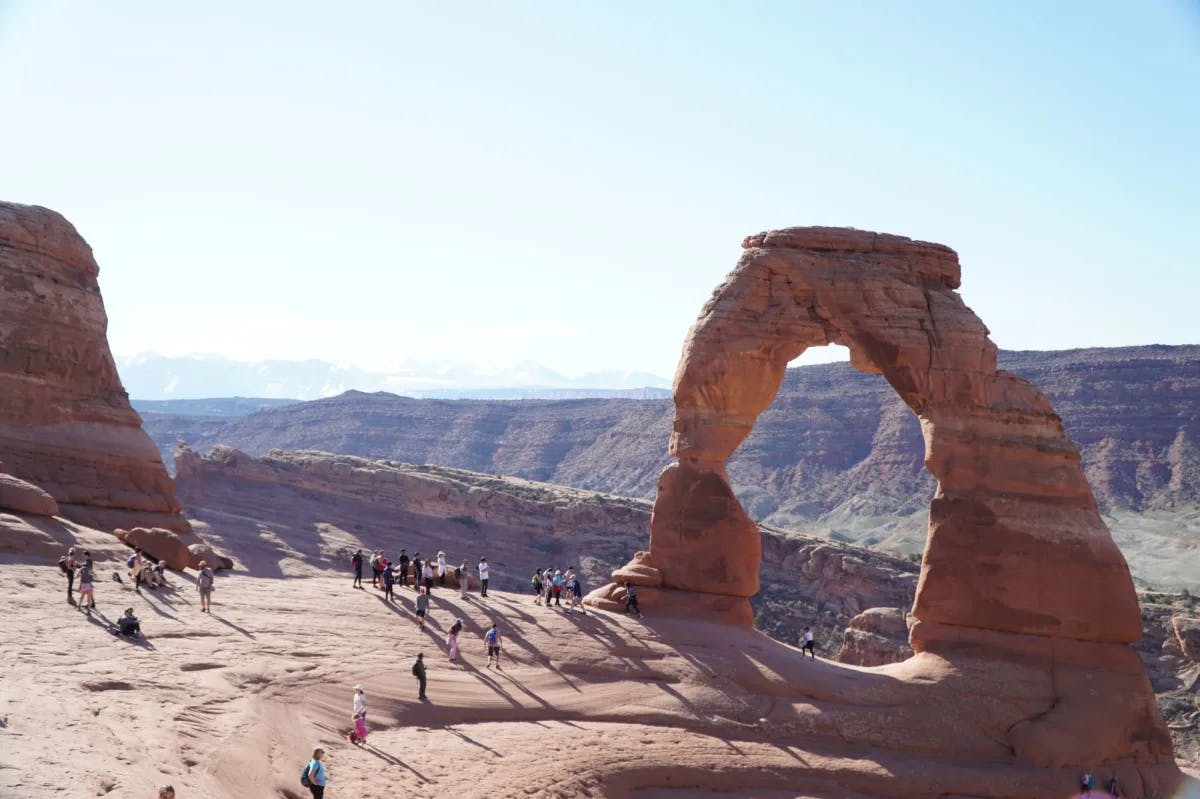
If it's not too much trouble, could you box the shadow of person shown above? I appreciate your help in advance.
[209,613,256,639]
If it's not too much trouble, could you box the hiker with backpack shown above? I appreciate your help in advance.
[447,618,463,662]
[60,547,81,603]
[77,559,96,613]
[197,561,215,613]
[485,623,502,668]
[351,549,364,589]
[301,747,327,798]
[412,653,427,700]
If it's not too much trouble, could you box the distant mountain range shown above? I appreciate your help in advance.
[140,345,1200,589]
[116,353,670,400]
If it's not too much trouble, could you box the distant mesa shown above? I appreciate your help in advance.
[0,201,199,541]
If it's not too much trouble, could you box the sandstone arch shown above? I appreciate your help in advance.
[590,226,1141,645]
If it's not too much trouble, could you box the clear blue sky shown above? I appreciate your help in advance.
[1,1,1196,377]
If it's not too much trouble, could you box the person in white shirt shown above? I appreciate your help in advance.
[477,558,490,597]
[436,551,448,585]
[458,561,469,599]
[352,684,366,721]
[802,627,816,659]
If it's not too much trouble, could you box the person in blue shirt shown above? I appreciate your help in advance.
[305,747,327,798]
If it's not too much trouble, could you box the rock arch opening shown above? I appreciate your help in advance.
[588,226,1141,648]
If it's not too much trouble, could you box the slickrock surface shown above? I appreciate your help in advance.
[591,226,1183,790]
[0,471,58,516]
[0,202,188,533]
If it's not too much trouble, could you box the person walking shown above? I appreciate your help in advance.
[412,653,427,700]
[624,583,643,619]
[569,572,585,614]
[352,684,367,723]
[447,618,462,662]
[457,560,469,599]
[436,551,448,586]
[77,559,96,613]
[532,569,544,605]
[485,623,503,669]
[397,549,410,588]
[478,558,490,597]
[416,587,430,629]
[197,561,215,613]
[411,554,423,591]
[370,550,382,588]
[351,548,364,589]
[129,550,145,594]
[304,747,328,798]
[382,562,396,602]
[802,627,816,659]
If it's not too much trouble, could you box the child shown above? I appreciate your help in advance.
[347,713,368,745]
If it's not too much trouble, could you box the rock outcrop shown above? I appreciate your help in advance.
[588,226,1182,792]
[835,607,913,667]
[0,202,188,533]
[0,471,58,517]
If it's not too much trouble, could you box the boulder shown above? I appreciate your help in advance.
[0,472,58,516]
[188,543,234,571]
[115,527,193,570]
[836,607,913,667]
[1173,615,1200,663]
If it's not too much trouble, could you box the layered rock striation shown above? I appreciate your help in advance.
[588,226,1183,792]
[0,202,188,533]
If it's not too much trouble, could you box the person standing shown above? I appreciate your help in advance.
[197,561,215,614]
[802,627,816,659]
[352,684,366,723]
[551,569,565,607]
[382,562,396,602]
[422,560,435,594]
[416,587,429,629]
[412,653,427,700]
[436,551,448,586]
[532,569,544,606]
[304,747,328,798]
[456,560,469,599]
[397,549,410,588]
[77,559,96,613]
[411,554,423,591]
[485,623,502,668]
[624,583,643,619]
[478,558,490,597]
[447,618,463,662]
[61,546,81,603]
[351,549,364,589]
[370,550,381,588]
[569,572,585,614]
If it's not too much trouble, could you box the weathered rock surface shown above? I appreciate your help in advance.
[589,226,1180,791]
[835,607,913,666]
[115,527,199,571]
[0,471,58,516]
[0,202,188,533]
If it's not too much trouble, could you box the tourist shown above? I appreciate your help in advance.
[532,569,544,605]
[801,627,817,659]
[436,551,448,586]
[423,559,435,594]
[158,786,175,799]
[543,565,555,607]
[564,566,576,600]
[416,587,429,629]
[411,553,423,591]
[624,583,643,619]
[77,559,96,613]
[1081,770,1094,796]
[569,571,585,614]
[478,557,490,597]
[303,747,328,798]
[382,562,396,602]
[118,607,142,637]
[197,560,215,613]
[397,549,410,588]
[551,568,565,607]
[485,623,502,668]
[348,711,368,745]
[370,550,382,588]
[351,548,364,589]
[352,683,366,723]
[151,562,167,588]
[457,560,469,599]
[61,546,81,602]
[447,618,463,661]
[128,550,145,594]
[412,653,427,700]
[1105,776,1120,797]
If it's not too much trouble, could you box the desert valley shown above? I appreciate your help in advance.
[1,201,1198,799]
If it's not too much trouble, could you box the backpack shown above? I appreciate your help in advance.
[300,764,311,787]
[411,662,420,676]
[126,554,137,568]
[58,556,70,574]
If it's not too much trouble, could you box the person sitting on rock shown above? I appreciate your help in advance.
[118,607,142,637]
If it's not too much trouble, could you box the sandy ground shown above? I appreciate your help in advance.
[2,512,1198,799]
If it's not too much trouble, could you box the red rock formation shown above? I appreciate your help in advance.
[588,226,1182,792]
[0,471,58,517]
[835,607,913,667]
[0,202,188,533]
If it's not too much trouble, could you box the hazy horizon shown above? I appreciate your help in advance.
[2,1,1197,379]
